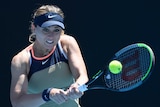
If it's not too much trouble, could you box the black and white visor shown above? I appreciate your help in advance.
[34,12,65,29]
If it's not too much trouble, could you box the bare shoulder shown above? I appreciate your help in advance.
[60,34,80,53]
[11,47,30,73]
[12,50,27,65]
[60,34,77,44]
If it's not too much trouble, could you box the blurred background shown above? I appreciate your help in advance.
[1,0,160,106]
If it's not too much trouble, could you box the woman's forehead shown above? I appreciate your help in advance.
[39,25,61,29]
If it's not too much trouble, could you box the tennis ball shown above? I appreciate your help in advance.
[109,60,122,74]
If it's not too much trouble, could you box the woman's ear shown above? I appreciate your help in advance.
[31,22,36,32]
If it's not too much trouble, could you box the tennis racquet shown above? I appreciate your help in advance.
[78,43,155,92]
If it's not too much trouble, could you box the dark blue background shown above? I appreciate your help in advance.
[1,0,160,106]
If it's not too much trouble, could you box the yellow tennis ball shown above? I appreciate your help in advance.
[109,60,122,74]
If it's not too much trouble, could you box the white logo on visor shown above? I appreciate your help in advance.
[48,14,57,18]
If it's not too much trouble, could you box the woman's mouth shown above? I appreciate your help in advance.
[46,40,54,44]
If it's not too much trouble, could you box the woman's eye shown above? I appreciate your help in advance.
[54,29,60,32]
[42,28,50,33]
[41,27,61,34]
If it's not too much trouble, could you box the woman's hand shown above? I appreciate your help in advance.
[49,83,84,105]
[67,83,84,100]
[49,88,68,105]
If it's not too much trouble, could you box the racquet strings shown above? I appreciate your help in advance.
[105,46,153,91]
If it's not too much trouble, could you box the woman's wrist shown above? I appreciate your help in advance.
[42,88,52,102]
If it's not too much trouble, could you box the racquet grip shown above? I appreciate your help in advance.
[78,84,88,92]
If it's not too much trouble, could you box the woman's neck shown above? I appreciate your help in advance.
[32,43,56,57]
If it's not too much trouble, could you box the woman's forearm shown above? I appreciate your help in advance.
[11,93,45,107]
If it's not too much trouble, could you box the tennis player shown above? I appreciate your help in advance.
[10,4,89,107]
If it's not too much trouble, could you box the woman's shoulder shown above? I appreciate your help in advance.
[60,34,77,45]
[59,34,79,54]
[11,45,32,65]
[60,34,75,40]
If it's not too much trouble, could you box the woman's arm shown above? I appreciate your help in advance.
[61,35,89,85]
[61,35,89,99]
[10,52,45,107]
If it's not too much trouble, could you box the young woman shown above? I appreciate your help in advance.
[10,4,88,107]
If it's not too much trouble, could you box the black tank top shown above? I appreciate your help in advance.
[28,42,68,80]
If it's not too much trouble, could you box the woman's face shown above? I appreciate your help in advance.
[34,25,62,50]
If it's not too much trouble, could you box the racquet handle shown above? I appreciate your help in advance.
[78,84,88,92]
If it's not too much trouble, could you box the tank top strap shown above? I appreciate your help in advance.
[58,41,68,59]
